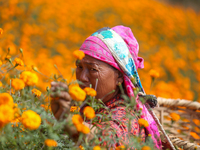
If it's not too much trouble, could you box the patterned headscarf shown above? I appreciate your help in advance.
[80,25,162,149]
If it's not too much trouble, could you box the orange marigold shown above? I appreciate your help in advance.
[72,114,83,125]
[83,106,95,119]
[73,50,85,60]
[0,81,2,87]
[69,85,86,101]
[31,88,41,97]
[93,146,101,150]
[138,118,149,127]
[14,58,24,67]
[170,113,180,121]
[193,119,200,126]
[81,124,90,134]
[70,106,80,112]
[21,110,41,130]
[0,28,3,35]
[190,132,200,139]
[141,146,151,150]
[20,71,38,86]
[0,105,14,126]
[84,87,97,97]
[0,60,2,66]
[0,93,14,107]
[11,78,25,90]
[116,145,125,150]
[149,69,159,78]
[44,139,57,147]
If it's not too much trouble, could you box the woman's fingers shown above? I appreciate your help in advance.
[51,91,72,101]
[51,82,68,91]
[51,99,71,120]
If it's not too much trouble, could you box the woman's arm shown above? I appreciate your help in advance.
[50,82,97,142]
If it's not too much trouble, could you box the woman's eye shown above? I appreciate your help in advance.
[76,65,82,69]
[90,68,97,71]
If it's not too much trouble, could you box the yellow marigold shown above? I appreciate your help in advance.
[44,139,57,147]
[20,71,38,86]
[0,28,3,35]
[83,106,95,119]
[70,106,80,112]
[116,145,125,150]
[149,69,159,78]
[0,93,14,107]
[69,85,86,101]
[31,88,41,97]
[138,118,149,127]
[72,114,83,125]
[11,78,25,90]
[73,50,85,60]
[141,146,151,150]
[84,87,97,97]
[14,58,24,67]
[93,146,101,150]
[0,105,14,126]
[190,132,200,139]
[0,81,2,87]
[81,124,90,134]
[170,113,180,121]
[21,110,41,130]
[193,119,200,126]
[0,60,2,66]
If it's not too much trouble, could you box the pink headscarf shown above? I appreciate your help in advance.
[80,25,162,149]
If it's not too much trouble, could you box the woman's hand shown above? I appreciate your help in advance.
[50,82,72,120]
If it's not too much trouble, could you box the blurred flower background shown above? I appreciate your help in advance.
[0,0,200,102]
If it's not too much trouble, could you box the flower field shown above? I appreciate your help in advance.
[0,0,200,149]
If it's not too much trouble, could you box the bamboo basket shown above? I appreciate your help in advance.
[153,97,200,150]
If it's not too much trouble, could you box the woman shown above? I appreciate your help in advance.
[50,26,162,149]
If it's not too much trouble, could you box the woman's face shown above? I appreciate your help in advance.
[76,55,122,103]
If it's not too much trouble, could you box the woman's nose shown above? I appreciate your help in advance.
[79,69,89,82]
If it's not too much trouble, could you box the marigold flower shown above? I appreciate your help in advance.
[194,127,200,133]
[0,93,14,107]
[14,58,24,67]
[149,69,159,78]
[69,85,86,101]
[0,28,3,35]
[0,105,14,125]
[21,110,41,130]
[11,78,25,90]
[45,139,57,147]
[141,146,151,150]
[0,60,2,66]
[93,146,101,150]
[32,88,41,97]
[70,106,80,112]
[193,119,200,126]
[81,124,90,134]
[116,145,125,150]
[73,50,85,60]
[79,145,84,150]
[170,113,180,121]
[0,81,2,87]
[138,118,149,127]
[84,87,97,97]
[83,106,95,119]
[190,132,200,139]
[20,71,39,86]
[72,114,83,125]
